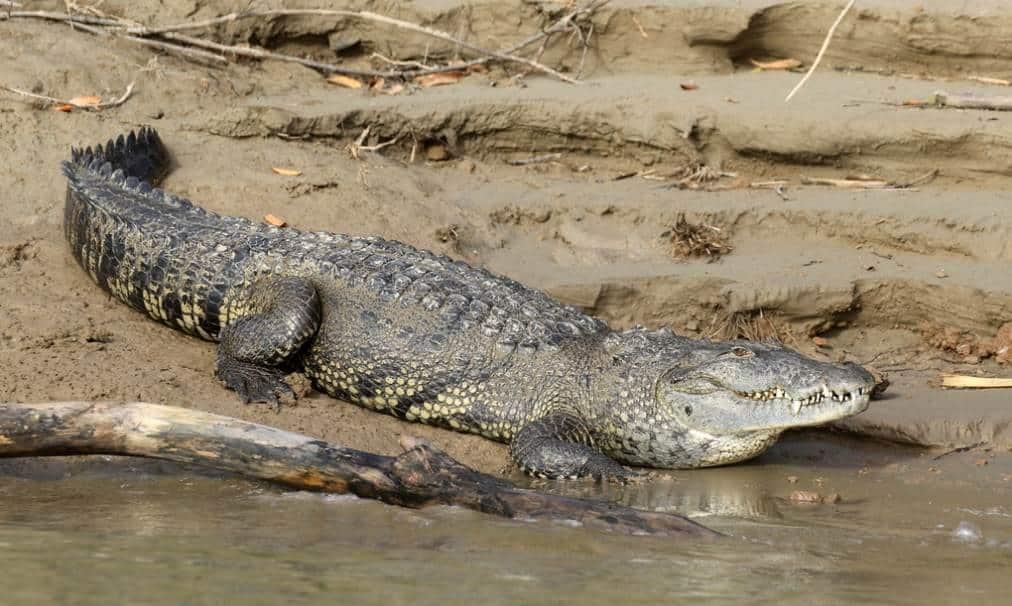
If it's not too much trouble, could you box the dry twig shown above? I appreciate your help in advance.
[892,168,939,188]
[750,180,790,200]
[800,169,937,190]
[664,164,737,190]
[507,152,563,166]
[370,52,435,70]
[967,76,1011,87]
[0,81,135,110]
[801,175,890,189]
[931,91,1012,111]
[785,0,855,102]
[345,126,403,160]
[4,3,611,83]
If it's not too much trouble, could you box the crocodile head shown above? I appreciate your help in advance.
[656,340,874,435]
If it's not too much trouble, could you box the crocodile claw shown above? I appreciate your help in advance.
[215,358,295,412]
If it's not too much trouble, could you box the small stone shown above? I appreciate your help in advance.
[812,336,828,347]
[974,458,989,466]
[952,521,983,543]
[935,268,947,278]
[786,475,799,484]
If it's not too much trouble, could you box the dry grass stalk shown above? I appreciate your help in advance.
[710,309,798,346]
[663,214,732,260]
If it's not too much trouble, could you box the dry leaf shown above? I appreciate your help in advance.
[326,74,364,89]
[67,95,102,106]
[264,213,287,227]
[679,82,698,91]
[415,71,467,88]
[750,58,803,70]
[370,77,385,90]
[975,458,989,466]
[902,99,928,107]
[381,83,405,95]
[812,336,829,347]
[53,103,75,113]
[271,167,302,177]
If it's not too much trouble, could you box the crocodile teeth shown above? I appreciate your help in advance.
[791,400,803,415]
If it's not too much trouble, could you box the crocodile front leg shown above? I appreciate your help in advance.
[510,412,632,481]
[216,276,321,408]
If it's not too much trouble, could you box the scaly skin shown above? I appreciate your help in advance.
[62,129,876,480]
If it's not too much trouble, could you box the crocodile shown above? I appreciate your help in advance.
[62,128,875,480]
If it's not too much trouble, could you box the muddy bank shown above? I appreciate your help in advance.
[96,0,1012,79]
[2,0,1012,466]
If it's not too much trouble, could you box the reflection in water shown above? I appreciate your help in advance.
[543,470,784,520]
[0,452,1009,606]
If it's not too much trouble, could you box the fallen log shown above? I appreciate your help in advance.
[0,401,717,538]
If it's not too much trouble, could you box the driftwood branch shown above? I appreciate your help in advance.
[2,2,610,82]
[0,402,717,538]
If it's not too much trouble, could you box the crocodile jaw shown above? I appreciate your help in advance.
[655,342,876,437]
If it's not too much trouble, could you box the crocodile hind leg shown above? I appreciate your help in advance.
[510,412,633,481]
[215,277,321,408]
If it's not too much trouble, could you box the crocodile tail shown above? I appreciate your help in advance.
[64,127,170,185]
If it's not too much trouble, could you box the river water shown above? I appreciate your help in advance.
[1,433,1008,606]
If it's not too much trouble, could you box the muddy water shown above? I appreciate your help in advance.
[1,434,1008,606]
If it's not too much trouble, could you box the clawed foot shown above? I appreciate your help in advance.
[215,357,295,411]
[580,456,640,484]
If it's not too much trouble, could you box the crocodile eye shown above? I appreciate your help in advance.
[730,346,753,357]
